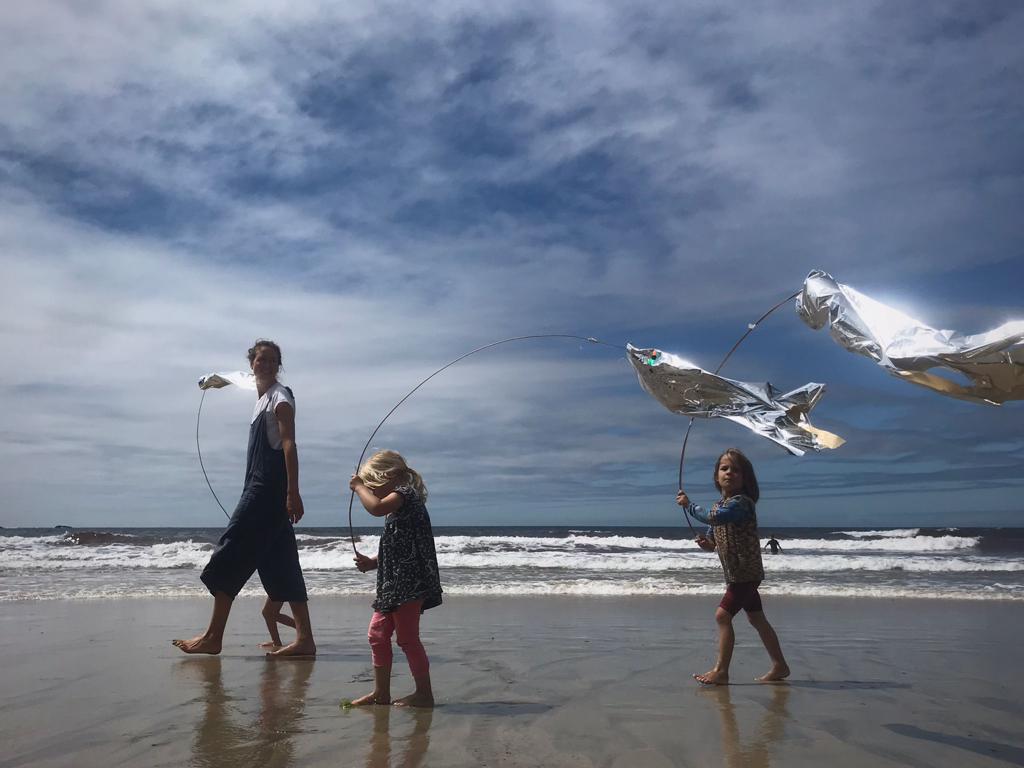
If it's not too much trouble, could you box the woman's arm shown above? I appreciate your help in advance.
[275,402,304,524]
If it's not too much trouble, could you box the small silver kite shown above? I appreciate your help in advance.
[797,270,1024,405]
[198,371,256,390]
[626,344,844,456]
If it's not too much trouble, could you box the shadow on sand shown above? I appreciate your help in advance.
[786,680,911,691]
[435,701,555,716]
[885,723,1024,767]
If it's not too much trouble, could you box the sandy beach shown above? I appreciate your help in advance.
[1,595,1022,767]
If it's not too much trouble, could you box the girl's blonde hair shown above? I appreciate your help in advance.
[358,450,428,502]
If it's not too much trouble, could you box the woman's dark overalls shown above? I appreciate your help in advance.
[200,392,308,602]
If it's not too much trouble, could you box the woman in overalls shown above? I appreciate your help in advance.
[174,340,316,657]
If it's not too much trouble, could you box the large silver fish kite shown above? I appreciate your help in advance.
[198,371,256,390]
[797,270,1024,405]
[627,344,844,456]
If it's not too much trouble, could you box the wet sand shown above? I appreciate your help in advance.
[1,595,1022,767]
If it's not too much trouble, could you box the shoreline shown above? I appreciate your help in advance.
[4,588,1024,603]
[2,595,1023,766]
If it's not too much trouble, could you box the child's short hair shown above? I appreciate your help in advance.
[713,448,759,503]
[358,450,428,502]
[248,339,283,367]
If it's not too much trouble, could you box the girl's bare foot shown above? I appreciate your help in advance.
[693,669,729,685]
[259,641,283,649]
[393,692,434,708]
[756,663,790,682]
[172,635,222,655]
[351,692,390,706]
[266,639,316,658]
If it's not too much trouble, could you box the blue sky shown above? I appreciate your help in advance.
[2,1,1022,528]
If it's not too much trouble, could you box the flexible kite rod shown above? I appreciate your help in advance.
[347,334,623,554]
[196,388,231,520]
[676,289,801,534]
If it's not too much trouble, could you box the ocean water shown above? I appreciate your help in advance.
[1,526,1022,602]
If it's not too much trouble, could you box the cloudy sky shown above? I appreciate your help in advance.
[2,1,1022,529]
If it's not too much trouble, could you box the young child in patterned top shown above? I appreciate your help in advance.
[676,448,790,686]
[349,450,443,708]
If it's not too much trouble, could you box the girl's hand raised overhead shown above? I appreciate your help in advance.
[349,474,364,491]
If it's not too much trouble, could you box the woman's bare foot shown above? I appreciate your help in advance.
[351,692,390,706]
[266,638,316,658]
[393,692,434,708]
[172,635,222,655]
[259,641,283,650]
[693,669,729,685]
[756,662,790,682]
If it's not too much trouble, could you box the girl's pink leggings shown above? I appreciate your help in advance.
[368,599,429,679]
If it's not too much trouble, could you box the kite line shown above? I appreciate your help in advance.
[194,300,802,541]
[195,270,1024,543]
[346,334,624,554]
[675,290,801,534]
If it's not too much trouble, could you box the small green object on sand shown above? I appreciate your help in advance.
[339,698,353,709]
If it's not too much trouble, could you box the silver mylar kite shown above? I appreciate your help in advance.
[198,371,256,391]
[626,344,844,456]
[797,270,1024,405]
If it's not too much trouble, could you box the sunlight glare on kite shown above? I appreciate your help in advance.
[798,270,1024,405]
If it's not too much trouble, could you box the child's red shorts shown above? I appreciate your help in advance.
[720,580,763,616]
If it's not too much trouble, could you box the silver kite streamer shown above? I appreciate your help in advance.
[798,270,1024,405]
[626,344,844,456]
[198,371,256,390]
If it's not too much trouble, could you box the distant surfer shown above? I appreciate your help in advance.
[173,340,316,657]
[763,535,782,555]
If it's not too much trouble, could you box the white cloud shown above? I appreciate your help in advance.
[1,1,1022,526]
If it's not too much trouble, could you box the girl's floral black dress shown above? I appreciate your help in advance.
[373,485,442,613]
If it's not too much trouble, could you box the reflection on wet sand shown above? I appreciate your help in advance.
[177,658,314,768]
[359,705,434,768]
[701,685,791,768]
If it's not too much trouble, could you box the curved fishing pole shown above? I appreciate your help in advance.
[196,388,231,520]
[346,334,624,554]
[676,290,801,534]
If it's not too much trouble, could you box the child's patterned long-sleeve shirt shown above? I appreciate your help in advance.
[683,494,765,584]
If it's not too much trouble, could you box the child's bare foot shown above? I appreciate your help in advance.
[351,692,390,706]
[393,692,434,708]
[172,635,222,655]
[756,663,790,682]
[693,669,728,685]
[259,641,283,650]
[266,638,316,658]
